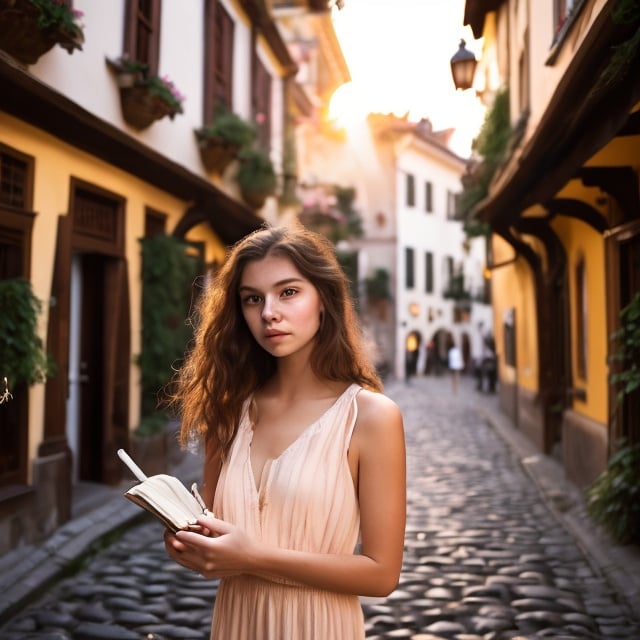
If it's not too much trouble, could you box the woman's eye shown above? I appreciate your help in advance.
[242,294,262,304]
[282,288,297,298]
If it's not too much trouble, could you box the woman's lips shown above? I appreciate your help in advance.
[264,330,288,339]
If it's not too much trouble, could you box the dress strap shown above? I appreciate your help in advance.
[343,384,361,451]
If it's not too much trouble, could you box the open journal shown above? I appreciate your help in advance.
[117,449,209,533]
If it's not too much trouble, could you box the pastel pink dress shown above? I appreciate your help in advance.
[211,384,364,639]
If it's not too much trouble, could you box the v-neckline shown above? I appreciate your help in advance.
[247,383,356,494]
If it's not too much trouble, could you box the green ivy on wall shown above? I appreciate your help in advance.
[586,292,640,544]
[136,235,202,431]
[459,87,511,237]
[609,291,640,404]
[0,278,55,395]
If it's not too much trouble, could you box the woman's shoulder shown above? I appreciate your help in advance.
[354,388,403,432]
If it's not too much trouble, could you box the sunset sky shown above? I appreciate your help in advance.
[330,0,485,157]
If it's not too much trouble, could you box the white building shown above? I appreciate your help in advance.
[388,117,493,380]
[286,109,493,380]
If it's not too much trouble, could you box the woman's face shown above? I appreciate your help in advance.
[239,254,324,361]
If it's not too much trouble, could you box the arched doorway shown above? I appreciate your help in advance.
[404,330,422,378]
[428,328,453,375]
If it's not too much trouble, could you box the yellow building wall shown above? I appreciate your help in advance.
[490,233,539,392]
[1,113,226,472]
[552,215,608,425]
[186,222,228,267]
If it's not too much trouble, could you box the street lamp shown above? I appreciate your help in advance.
[450,39,477,91]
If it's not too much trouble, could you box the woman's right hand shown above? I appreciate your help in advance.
[163,515,254,579]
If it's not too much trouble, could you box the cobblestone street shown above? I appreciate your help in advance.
[2,375,639,639]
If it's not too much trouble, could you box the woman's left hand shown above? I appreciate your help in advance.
[163,515,257,580]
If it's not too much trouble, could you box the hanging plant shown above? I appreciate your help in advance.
[0,278,56,395]
[194,107,257,173]
[365,268,391,300]
[106,57,184,129]
[236,148,277,209]
[298,184,363,244]
[0,0,84,65]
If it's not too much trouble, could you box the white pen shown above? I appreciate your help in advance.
[117,449,148,482]
[191,483,211,515]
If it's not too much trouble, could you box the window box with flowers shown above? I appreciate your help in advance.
[236,148,277,209]
[0,0,84,65]
[106,57,184,130]
[194,108,257,174]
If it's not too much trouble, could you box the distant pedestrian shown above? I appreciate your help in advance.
[416,340,426,376]
[448,340,464,395]
[473,355,484,391]
[164,225,406,639]
[482,334,497,393]
[425,340,436,375]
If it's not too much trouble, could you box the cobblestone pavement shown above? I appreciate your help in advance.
[2,376,639,639]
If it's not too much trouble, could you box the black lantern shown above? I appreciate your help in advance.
[450,39,477,91]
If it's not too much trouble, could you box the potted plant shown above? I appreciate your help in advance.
[107,57,184,129]
[587,439,640,545]
[105,56,146,88]
[236,148,277,209]
[195,108,256,174]
[0,0,84,65]
[365,268,391,301]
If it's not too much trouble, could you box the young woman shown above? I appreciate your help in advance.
[164,225,406,639]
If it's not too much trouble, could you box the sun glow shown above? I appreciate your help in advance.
[330,0,486,157]
[328,82,369,128]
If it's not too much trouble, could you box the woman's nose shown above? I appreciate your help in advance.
[262,296,280,321]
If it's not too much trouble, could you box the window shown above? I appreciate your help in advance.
[204,0,234,121]
[424,181,433,212]
[551,0,587,52]
[575,257,587,379]
[445,256,454,282]
[1,149,32,210]
[123,0,161,73]
[405,247,415,289]
[69,179,125,255]
[554,0,577,33]
[406,173,415,207]
[425,251,433,293]
[145,208,167,237]
[0,144,34,277]
[446,190,459,219]
[252,50,272,150]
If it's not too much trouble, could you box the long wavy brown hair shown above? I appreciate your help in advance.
[170,224,382,459]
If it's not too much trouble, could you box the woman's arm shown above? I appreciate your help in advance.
[165,391,406,596]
